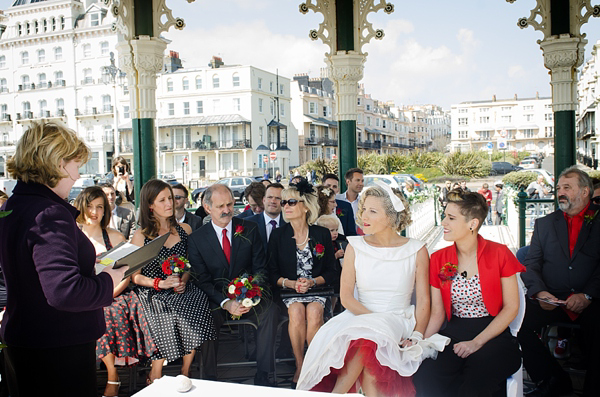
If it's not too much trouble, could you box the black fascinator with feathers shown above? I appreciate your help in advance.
[290,177,315,196]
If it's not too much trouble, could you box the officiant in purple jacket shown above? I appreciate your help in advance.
[0,122,126,397]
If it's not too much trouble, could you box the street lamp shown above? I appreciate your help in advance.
[102,52,126,158]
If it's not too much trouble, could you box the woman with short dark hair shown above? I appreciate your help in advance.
[0,122,126,396]
[414,189,525,396]
[112,156,134,204]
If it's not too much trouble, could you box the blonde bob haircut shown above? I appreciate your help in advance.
[356,186,412,233]
[281,186,320,225]
[7,122,90,188]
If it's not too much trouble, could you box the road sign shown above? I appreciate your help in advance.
[269,151,277,161]
[486,142,494,150]
[332,153,337,160]
[500,129,507,138]
[498,139,508,150]
[183,157,188,166]
[263,156,269,164]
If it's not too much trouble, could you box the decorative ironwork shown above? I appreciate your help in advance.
[299,0,335,56]
[357,0,394,54]
[154,0,187,36]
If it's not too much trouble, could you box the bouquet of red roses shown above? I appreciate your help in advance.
[161,255,191,276]
[226,273,263,319]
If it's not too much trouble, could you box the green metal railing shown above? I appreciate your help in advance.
[517,188,555,247]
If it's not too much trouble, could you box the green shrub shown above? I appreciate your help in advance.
[429,175,470,184]
[588,170,600,180]
[405,166,445,181]
[440,152,491,178]
[292,159,337,181]
[502,171,537,189]
[410,151,444,168]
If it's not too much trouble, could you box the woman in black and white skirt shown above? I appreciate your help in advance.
[131,179,215,384]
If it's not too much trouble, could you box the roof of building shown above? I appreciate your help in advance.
[304,114,337,127]
[12,0,47,6]
[118,114,250,130]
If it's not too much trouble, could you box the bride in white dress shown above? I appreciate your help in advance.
[297,182,449,396]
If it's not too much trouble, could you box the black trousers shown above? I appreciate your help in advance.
[414,316,521,397]
[202,300,278,379]
[4,341,97,397]
[517,299,600,396]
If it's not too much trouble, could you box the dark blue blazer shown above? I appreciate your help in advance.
[336,199,357,236]
[247,213,288,253]
[236,208,255,219]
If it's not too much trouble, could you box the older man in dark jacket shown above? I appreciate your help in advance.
[519,167,600,397]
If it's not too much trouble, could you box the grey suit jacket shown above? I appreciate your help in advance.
[113,206,136,240]
[522,205,600,300]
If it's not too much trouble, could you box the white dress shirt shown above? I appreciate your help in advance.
[211,220,233,308]
[109,206,118,230]
[263,212,281,242]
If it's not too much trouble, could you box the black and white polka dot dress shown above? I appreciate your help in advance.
[450,273,490,318]
[134,224,216,362]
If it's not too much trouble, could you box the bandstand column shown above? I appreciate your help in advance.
[300,0,393,191]
[512,0,600,176]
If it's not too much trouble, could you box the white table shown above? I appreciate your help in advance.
[132,376,361,396]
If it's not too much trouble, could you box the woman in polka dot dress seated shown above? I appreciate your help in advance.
[131,179,216,384]
[414,189,526,396]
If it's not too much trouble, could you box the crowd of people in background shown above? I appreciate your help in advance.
[0,122,598,397]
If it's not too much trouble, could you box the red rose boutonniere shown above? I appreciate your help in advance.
[336,208,344,217]
[584,209,599,225]
[438,262,458,285]
[234,224,244,238]
[313,243,325,259]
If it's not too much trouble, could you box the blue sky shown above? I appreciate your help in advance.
[4,0,600,109]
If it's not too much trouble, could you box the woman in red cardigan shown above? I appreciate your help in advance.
[414,189,525,396]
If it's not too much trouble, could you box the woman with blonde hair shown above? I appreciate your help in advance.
[297,182,449,396]
[0,122,126,396]
[74,186,155,397]
[268,179,338,387]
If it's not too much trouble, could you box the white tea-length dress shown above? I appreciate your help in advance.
[297,236,449,394]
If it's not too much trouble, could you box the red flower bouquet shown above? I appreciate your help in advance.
[226,273,263,319]
[161,255,191,276]
[438,262,458,285]
[313,243,325,259]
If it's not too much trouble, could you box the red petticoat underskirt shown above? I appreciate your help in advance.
[310,338,416,396]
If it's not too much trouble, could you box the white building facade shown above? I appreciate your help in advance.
[576,39,600,169]
[0,0,119,176]
[118,55,298,182]
[450,95,554,155]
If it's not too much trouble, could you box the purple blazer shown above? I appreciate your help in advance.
[0,181,113,348]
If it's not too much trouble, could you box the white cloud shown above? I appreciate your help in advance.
[508,65,525,78]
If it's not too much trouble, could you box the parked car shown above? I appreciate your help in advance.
[396,174,425,191]
[490,162,523,176]
[362,174,422,193]
[519,159,538,169]
[191,176,255,204]
[523,155,542,167]
[518,168,554,185]
[68,186,84,204]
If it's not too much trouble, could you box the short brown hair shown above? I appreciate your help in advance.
[446,189,488,230]
[139,179,178,239]
[244,182,266,206]
[7,122,90,187]
[74,186,112,229]
[344,167,363,182]
[316,185,336,217]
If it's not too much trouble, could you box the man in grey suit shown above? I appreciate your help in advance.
[173,183,203,231]
[100,183,136,240]
[519,167,600,397]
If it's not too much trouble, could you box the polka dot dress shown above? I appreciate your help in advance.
[451,273,490,318]
[134,225,216,362]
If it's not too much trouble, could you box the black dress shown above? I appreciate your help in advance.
[96,229,156,363]
[134,225,216,361]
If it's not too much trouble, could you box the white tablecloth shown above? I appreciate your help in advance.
[132,376,361,396]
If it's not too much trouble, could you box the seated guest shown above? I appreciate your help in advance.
[322,173,357,236]
[131,180,215,384]
[188,183,278,386]
[316,214,346,311]
[267,180,338,387]
[519,167,600,397]
[237,182,266,219]
[316,185,344,236]
[99,183,136,240]
[248,182,286,253]
[74,186,155,397]
[172,183,202,231]
[414,189,524,396]
[194,191,209,222]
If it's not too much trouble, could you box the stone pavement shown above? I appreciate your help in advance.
[428,225,518,254]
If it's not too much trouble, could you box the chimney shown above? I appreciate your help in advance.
[536,91,539,99]
[209,56,224,69]
[492,94,496,102]
[514,93,518,100]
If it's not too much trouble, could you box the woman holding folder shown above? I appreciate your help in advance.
[75,186,155,397]
[131,179,215,384]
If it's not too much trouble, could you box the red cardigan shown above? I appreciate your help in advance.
[430,235,525,321]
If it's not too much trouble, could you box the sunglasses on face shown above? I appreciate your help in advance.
[174,195,186,200]
[280,199,304,207]
[592,196,600,205]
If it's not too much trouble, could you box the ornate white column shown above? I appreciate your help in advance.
[327,53,366,121]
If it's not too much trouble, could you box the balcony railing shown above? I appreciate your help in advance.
[1,114,11,122]
[304,137,338,146]
[358,140,382,149]
[159,139,252,151]
[120,144,133,153]
[81,78,95,85]
[0,140,15,147]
